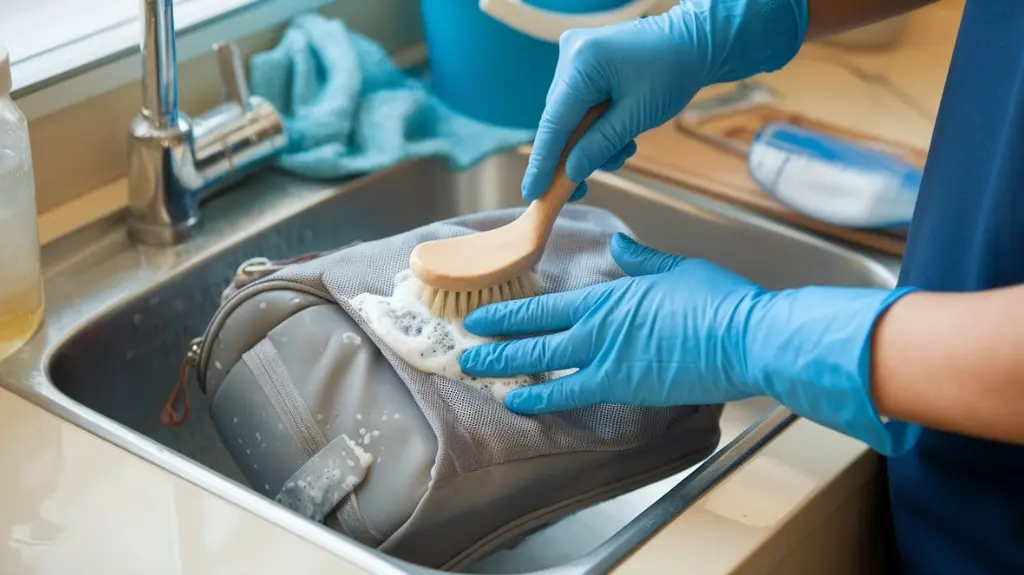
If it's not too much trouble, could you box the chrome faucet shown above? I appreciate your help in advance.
[127,0,288,246]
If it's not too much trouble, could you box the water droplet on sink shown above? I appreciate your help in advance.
[291,297,302,305]
[214,361,222,370]
[255,432,261,441]
[265,483,271,491]
[232,417,238,424]
[316,413,323,421]
[132,313,143,327]
[356,413,362,420]
[381,414,387,422]
[125,350,135,361]
[259,302,268,310]
[342,332,361,345]
[278,423,283,430]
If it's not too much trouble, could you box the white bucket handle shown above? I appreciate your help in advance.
[479,0,659,43]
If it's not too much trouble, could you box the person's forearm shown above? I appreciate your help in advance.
[806,0,937,39]
[871,285,1024,445]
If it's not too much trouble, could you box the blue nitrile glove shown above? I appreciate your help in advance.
[460,234,922,457]
[524,0,808,203]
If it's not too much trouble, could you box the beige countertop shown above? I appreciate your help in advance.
[1,3,960,573]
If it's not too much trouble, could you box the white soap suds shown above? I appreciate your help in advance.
[355,413,362,420]
[342,332,362,345]
[342,434,374,468]
[350,270,570,401]
[274,460,354,521]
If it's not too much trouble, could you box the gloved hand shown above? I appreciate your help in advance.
[460,233,921,456]
[523,0,808,203]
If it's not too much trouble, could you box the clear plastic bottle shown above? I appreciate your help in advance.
[0,44,44,360]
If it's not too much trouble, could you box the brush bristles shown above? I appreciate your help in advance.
[414,271,543,322]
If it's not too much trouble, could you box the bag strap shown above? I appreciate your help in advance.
[274,433,373,523]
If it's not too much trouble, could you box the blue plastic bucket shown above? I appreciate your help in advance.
[421,0,637,129]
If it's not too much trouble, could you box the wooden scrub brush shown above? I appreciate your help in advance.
[409,103,608,321]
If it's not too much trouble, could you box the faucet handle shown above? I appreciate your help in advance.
[213,41,252,110]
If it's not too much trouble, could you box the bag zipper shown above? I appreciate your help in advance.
[189,242,362,393]
[194,278,333,393]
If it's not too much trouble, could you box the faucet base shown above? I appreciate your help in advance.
[126,0,286,249]
[127,214,201,246]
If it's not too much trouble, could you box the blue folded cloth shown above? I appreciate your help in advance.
[248,14,535,179]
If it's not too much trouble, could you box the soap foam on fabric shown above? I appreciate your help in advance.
[351,270,569,401]
[275,458,357,521]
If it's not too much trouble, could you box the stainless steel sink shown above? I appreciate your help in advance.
[0,149,900,574]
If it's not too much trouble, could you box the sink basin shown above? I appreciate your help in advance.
[0,149,899,574]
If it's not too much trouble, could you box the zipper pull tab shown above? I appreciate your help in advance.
[162,337,203,427]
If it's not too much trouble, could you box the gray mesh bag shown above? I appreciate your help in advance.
[194,205,723,570]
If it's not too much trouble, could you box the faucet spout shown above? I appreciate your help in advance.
[140,0,179,127]
[126,0,287,247]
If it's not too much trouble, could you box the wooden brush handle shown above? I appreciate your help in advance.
[527,102,610,233]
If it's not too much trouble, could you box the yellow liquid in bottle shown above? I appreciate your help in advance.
[0,279,44,361]
[0,108,44,362]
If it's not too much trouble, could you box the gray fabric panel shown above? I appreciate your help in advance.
[243,339,326,458]
[265,305,436,543]
[204,290,325,397]
[210,361,313,497]
[336,494,384,547]
[381,404,723,569]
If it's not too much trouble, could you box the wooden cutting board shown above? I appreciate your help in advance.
[625,104,928,256]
